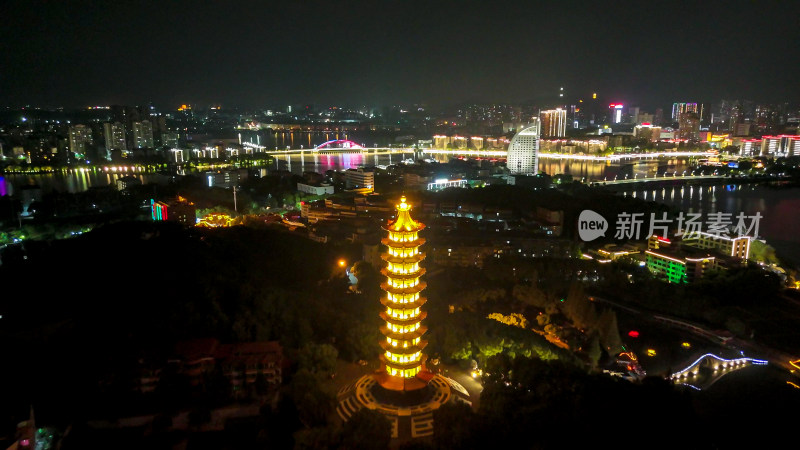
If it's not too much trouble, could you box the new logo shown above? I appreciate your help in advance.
[578,210,608,241]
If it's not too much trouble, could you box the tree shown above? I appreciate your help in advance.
[291,369,335,428]
[351,261,379,292]
[339,408,391,450]
[432,401,476,450]
[562,280,595,330]
[512,284,550,309]
[344,323,379,362]
[595,309,622,356]
[749,240,780,266]
[297,343,339,377]
[587,335,603,369]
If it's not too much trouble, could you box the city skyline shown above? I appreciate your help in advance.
[2,0,799,110]
[3,1,800,447]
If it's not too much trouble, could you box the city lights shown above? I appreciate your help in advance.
[3,1,799,444]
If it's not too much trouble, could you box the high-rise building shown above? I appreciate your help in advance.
[609,103,624,124]
[672,103,699,122]
[377,197,429,388]
[677,112,700,140]
[68,124,93,157]
[103,122,127,150]
[654,108,664,126]
[506,119,540,175]
[132,120,154,148]
[626,106,640,124]
[732,123,751,137]
[162,132,181,148]
[540,109,567,138]
[637,112,654,124]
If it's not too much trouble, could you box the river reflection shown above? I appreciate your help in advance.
[2,171,168,195]
[538,158,694,182]
[623,183,800,265]
[272,151,415,175]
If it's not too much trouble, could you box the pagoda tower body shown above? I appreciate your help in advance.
[376,196,432,391]
[336,196,470,440]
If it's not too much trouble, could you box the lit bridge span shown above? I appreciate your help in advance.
[420,149,716,160]
[241,144,718,165]
[669,353,767,391]
[242,141,417,155]
[593,173,728,185]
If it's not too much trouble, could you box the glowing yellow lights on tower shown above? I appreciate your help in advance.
[377,196,430,389]
[593,93,597,99]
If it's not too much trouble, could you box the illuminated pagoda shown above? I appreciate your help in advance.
[336,196,471,441]
[376,196,432,391]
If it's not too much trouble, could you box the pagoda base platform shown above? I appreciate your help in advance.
[336,372,471,441]
[374,369,435,392]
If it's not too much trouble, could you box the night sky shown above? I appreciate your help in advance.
[1,0,798,109]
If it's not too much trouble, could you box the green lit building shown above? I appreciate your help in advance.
[645,235,720,283]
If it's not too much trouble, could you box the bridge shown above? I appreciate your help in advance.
[539,151,715,161]
[238,144,718,165]
[593,173,728,185]
[242,141,416,155]
[668,353,767,390]
[422,148,507,157]
[314,139,364,150]
[420,149,716,161]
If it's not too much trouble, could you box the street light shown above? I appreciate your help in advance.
[338,259,347,268]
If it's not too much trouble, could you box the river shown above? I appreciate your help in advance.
[622,182,800,266]
[1,170,169,195]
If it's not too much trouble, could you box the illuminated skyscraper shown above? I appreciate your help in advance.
[377,196,429,390]
[133,120,154,148]
[609,103,624,124]
[540,109,567,138]
[672,103,700,122]
[103,122,127,150]
[68,124,93,157]
[506,119,540,175]
[677,112,700,140]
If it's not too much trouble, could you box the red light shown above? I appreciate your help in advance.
[628,331,640,338]
[657,236,671,243]
[641,122,651,126]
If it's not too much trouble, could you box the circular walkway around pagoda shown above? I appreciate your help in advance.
[336,373,471,440]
